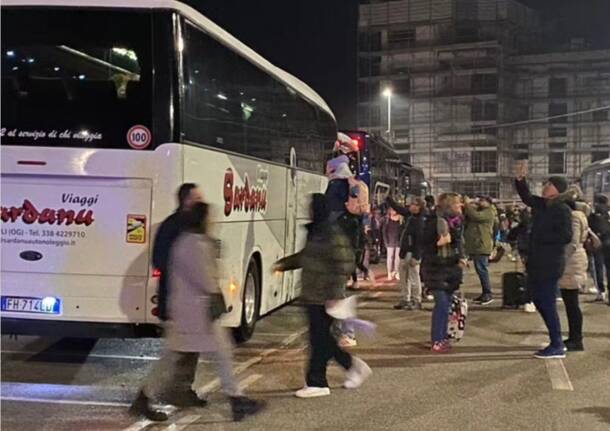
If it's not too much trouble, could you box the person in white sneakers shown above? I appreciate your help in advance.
[273,194,372,398]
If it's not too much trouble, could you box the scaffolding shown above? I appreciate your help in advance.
[357,0,610,199]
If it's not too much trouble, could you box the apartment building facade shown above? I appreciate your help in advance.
[358,0,610,199]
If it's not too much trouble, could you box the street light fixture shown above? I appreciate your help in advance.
[383,88,392,143]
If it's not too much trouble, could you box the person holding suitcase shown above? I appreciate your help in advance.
[514,161,572,359]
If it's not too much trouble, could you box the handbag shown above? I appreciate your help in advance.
[584,229,602,253]
[209,293,228,320]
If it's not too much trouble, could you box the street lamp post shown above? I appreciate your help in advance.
[383,88,392,143]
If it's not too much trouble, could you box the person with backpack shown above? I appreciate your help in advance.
[420,193,467,353]
[515,162,573,359]
[387,197,425,310]
[324,154,370,345]
[558,187,590,352]
[272,194,372,398]
[588,194,610,304]
[131,203,265,422]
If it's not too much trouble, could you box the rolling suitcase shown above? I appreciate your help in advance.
[502,271,527,309]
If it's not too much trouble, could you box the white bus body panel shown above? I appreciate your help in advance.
[183,145,327,327]
[1,144,183,324]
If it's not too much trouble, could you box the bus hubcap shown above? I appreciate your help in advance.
[244,272,256,326]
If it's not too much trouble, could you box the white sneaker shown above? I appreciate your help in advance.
[344,357,372,389]
[338,335,357,347]
[588,287,599,294]
[295,386,331,398]
[556,297,563,302]
[394,273,400,281]
[523,302,536,313]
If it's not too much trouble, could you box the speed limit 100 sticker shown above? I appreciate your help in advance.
[127,125,152,150]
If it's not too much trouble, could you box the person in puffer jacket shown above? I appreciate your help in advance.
[273,194,371,399]
[558,186,590,352]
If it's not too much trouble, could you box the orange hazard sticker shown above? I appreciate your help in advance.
[126,214,147,244]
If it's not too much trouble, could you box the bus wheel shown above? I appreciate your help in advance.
[234,260,260,343]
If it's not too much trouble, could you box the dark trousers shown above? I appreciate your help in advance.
[529,276,563,348]
[305,304,353,388]
[560,289,583,342]
[472,255,492,296]
[593,248,610,293]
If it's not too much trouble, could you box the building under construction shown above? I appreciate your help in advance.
[357,0,610,200]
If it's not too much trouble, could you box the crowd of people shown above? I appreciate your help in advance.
[128,146,610,422]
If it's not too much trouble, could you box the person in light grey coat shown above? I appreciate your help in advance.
[558,187,590,352]
[130,202,265,422]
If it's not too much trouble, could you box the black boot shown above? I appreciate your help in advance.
[172,390,208,408]
[230,396,266,422]
[564,339,584,352]
[129,390,169,422]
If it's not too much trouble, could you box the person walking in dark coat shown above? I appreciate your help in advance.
[588,194,610,303]
[153,183,203,321]
[514,162,573,359]
[273,194,372,398]
[387,197,425,310]
[420,194,467,353]
[131,203,265,422]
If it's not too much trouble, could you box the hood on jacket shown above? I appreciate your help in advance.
[326,155,353,180]
[574,201,592,217]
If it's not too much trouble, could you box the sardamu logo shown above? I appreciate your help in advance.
[223,168,267,217]
[1,199,95,226]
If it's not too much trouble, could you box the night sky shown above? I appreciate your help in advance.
[188,0,609,130]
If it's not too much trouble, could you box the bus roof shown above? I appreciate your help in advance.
[2,0,336,120]
[585,158,610,169]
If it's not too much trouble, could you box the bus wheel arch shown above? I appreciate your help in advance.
[233,253,261,343]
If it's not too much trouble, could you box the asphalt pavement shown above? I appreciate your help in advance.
[1,260,609,431]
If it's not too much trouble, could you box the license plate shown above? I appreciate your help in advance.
[1,296,61,314]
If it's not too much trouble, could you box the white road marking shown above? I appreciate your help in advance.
[161,414,201,431]
[195,327,308,396]
[121,419,154,431]
[1,350,161,361]
[238,374,263,391]
[0,396,131,407]
[545,359,574,391]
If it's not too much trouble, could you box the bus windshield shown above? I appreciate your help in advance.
[1,8,153,149]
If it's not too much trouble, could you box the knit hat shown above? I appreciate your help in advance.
[547,176,568,193]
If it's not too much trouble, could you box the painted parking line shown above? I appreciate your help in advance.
[238,374,263,391]
[1,349,161,361]
[121,419,154,431]
[0,396,131,407]
[161,414,201,431]
[195,327,308,396]
[545,359,574,391]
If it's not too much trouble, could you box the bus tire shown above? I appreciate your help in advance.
[233,259,260,343]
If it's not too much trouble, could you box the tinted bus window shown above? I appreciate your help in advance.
[1,9,154,149]
[182,21,333,173]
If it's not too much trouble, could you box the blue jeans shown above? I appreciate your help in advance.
[431,290,452,343]
[472,255,491,296]
[529,276,563,349]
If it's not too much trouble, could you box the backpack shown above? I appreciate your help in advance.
[447,295,468,341]
[345,177,370,215]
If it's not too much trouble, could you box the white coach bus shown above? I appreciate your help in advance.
[1,0,336,340]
